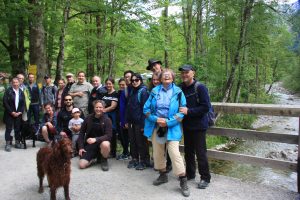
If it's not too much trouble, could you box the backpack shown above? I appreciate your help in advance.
[181,81,216,127]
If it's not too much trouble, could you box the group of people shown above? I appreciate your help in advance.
[2,58,212,197]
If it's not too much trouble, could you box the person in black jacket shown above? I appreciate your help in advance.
[78,100,112,171]
[3,78,25,151]
[126,73,150,170]
[27,73,40,130]
[179,64,211,189]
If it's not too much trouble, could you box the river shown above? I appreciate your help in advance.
[210,82,299,192]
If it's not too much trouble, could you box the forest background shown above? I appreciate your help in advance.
[0,0,299,107]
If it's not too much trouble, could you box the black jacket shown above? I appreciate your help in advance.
[77,114,112,150]
[180,80,210,131]
[3,87,25,123]
[126,84,148,126]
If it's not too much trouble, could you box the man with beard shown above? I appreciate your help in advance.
[57,95,84,140]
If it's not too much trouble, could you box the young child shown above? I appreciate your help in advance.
[68,108,84,157]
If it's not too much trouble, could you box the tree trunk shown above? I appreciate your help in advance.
[18,17,26,74]
[8,22,19,75]
[182,0,194,62]
[222,0,254,102]
[96,13,106,77]
[163,3,169,68]
[195,0,205,64]
[255,59,259,101]
[85,14,94,80]
[55,0,70,84]
[266,60,278,94]
[28,0,47,84]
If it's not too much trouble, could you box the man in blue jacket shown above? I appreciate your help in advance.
[179,64,211,189]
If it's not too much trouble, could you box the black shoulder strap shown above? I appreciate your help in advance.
[194,81,201,104]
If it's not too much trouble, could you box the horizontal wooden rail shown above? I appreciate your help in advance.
[212,102,300,117]
[207,127,298,144]
[207,149,297,172]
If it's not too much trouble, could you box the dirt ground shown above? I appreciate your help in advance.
[0,125,298,200]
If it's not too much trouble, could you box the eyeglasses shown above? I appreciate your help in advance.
[131,79,140,83]
[64,99,72,101]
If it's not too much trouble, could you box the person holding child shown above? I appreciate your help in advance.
[68,108,84,157]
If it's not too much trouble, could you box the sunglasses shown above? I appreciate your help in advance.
[64,99,72,101]
[131,79,140,83]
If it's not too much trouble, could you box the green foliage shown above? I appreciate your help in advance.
[216,114,256,129]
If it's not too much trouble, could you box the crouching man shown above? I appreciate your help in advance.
[77,100,112,171]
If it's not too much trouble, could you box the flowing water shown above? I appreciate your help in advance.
[210,82,299,192]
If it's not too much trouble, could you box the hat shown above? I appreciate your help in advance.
[178,64,195,72]
[72,108,80,114]
[146,59,162,70]
[44,75,51,79]
[66,73,74,77]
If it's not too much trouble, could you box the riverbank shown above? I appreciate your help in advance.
[210,82,299,192]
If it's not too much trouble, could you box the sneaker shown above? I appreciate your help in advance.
[127,159,138,169]
[180,176,190,197]
[100,158,109,171]
[5,144,11,152]
[135,162,146,170]
[198,179,209,189]
[116,153,129,160]
[153,172,168,186]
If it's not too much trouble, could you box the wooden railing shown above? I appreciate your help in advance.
[181,103,300,192]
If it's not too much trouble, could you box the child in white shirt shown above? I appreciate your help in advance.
[68,108,84,156]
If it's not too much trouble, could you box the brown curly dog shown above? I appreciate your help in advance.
[37,138,73,200]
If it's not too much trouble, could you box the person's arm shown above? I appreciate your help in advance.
[143,92,158,123]
[165,91,187,128]
[104,101,117,113]
[77,118,88,150]
[96,116,112,143]
[187,84,210,118]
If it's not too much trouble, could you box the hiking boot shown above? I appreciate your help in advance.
[153,172,168,186]
[198,179,209,189]
[100,158,109,171]
[135,162,146,170]
[5,142,11,152]
[179,176,190,197]
[127,159,138,169]
[15,141,22,149]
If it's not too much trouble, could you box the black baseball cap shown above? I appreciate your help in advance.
[178,64,195,71]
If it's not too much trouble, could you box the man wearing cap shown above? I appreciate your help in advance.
[146,59,163,73]
[41,75,57,106]
[61,73,75,105]
[178,64,211,189]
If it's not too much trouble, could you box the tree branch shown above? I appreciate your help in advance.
[0,39,9,52]
[68,10,101,20]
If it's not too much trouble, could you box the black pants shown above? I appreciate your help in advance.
[5,115,22,142]
[128,123,149,162]
[119,127,129,155]
[183,129,211,182]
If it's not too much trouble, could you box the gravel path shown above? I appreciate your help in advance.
[0,138,298,200]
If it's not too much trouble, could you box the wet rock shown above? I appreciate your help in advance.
[266,149,297,162]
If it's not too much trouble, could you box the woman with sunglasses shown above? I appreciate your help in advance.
[126,73,151,170]
[143,69,190,197]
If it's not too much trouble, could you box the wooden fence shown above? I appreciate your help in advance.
[181,103,300,192]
